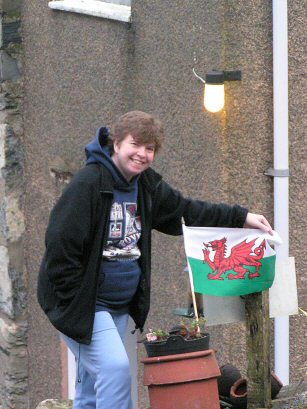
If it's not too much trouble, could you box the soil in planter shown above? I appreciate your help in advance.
[144,333,210,357]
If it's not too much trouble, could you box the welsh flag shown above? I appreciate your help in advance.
[183,226,282,296]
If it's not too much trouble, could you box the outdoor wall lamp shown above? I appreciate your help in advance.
[193,69,242,113]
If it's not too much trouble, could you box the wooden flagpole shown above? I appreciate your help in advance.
[187,263,199,322]
[182,218,199,323]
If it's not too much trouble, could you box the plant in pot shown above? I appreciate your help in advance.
[141,316,221,409]
[143,316,210,357]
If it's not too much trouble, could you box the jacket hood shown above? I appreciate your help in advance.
[85,126,138,190]
[85,126,110,165]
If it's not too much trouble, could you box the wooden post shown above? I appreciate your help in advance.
[245,291,272,409]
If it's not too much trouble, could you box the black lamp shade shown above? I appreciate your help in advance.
[205,71,224,84]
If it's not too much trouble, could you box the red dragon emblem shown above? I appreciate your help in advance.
[203,237,266,280]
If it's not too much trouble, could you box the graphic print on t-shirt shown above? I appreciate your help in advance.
[103,202,141,260]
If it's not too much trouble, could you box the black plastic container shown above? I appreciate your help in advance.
[144,333,210,357]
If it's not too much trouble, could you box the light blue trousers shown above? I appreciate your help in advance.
[61,311,133,409]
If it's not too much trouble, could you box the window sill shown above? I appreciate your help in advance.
[48,0,131,23]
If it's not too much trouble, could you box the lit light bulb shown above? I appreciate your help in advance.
[204,83,225,113]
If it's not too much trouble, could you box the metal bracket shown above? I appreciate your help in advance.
[264,167,290,177]
[223,70,242,81]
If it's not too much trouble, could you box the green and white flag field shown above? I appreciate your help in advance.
[183,226,282,296]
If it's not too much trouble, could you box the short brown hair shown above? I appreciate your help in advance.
[110,111,164,154]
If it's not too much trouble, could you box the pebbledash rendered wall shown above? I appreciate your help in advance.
[0,0,303,408]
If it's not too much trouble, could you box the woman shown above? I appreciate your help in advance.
[37,111,272,409]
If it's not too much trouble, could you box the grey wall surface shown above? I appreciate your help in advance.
[130,1,275,406]
[21,1,306,408]
[287,0,306,379]
[22,1,134,407]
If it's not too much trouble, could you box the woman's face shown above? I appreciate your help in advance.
[112,134,155,181]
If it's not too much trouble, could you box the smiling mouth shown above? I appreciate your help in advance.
[131,158,146,165]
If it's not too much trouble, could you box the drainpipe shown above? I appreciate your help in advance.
[272,0,289,386]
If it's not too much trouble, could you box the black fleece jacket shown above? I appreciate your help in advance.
[37,163,248,344]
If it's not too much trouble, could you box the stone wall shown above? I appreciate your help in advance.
[0,0,27,408]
